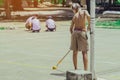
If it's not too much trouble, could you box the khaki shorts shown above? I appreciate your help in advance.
[70,31,88,52]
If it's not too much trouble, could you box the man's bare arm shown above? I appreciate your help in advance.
[70,17,75,34]
[70,23,74,34]
[85,10,91,31]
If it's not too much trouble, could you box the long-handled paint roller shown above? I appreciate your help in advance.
[52,50,71,70]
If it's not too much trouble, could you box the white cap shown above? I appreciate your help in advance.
[48,16,52,19]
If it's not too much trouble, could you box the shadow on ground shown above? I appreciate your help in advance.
[50,72,66,77]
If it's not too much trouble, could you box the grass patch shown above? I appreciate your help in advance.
[0,27,6,30]
[96,19,120,29]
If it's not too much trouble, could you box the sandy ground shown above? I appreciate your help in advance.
[0,21,120,80]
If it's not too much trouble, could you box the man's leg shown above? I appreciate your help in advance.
[82,51,88,70]
[73,50,78,70]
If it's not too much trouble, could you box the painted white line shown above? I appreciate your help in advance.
[0,60,49,69]
[96,61,120,65]
[97,77,107,80]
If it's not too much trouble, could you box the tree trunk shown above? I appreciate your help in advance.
[34,0,38,7]
[54,0,57,4]
[11,0,23,11]
[4,0,11,19]
[40,0,44,3]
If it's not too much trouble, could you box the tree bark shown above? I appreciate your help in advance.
[11,0,23,11]
[34,0,38,7]
[4,0,11,19]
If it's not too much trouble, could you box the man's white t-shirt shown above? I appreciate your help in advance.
[25,16,34,25]
[32,18,41,30]
[46,19,55,29]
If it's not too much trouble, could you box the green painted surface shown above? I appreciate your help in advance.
[0,27,5,30]
[96,19,120,29]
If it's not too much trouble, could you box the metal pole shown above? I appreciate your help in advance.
[90,0,96,80]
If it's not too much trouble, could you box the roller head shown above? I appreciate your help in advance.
[52,66,57,70]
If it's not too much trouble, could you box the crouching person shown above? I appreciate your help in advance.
[45,16,56,32]
[25,16,34,30]
[31,15,41,32]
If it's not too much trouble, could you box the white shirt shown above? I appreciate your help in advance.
[25,16,34,24]
[46,19,56,29]
[31,18,41,30]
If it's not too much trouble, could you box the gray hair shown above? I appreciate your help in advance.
[72,3,80,11]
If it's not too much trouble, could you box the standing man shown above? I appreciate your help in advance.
[70,3,90,70]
